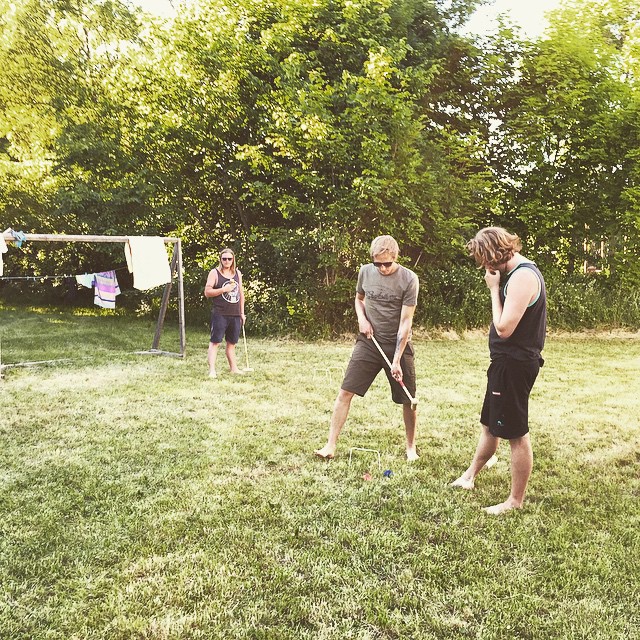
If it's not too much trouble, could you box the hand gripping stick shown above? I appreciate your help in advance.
[370,335,418,409]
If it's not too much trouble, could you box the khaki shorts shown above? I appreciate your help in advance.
[341,334,416,404]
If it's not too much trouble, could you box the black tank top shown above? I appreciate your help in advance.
[489,262,546,361]
[212,269,241,316]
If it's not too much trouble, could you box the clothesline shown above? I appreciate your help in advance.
[1,232,173,290]
[1,230,180,243]
[0,265,130,281]
[0,230,186,358]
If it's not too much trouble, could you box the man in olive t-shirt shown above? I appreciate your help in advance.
[314,235,420,461]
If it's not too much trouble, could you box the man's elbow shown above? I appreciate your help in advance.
[495,325,514,339]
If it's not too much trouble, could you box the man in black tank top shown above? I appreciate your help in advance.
[450,227,547,515]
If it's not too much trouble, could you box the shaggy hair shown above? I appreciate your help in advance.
[370,235,399,259]
[466,227,522,269]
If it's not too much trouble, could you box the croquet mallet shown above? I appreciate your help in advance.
[370,335,418,409]
[242,324,254,372]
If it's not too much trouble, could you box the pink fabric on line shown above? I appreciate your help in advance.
[93,271,121,309]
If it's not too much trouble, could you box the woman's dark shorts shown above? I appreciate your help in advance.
[210,313,241,345]
[341,334,416,405]
[481,357,542,439]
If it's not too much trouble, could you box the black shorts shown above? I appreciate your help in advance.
[210,313,241,345]
[480,357,541,439]
[341,334,416,405]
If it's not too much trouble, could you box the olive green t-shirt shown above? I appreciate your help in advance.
[356,263,419,344]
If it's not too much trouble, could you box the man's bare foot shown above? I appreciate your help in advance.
[314,446,335,459]
[406,448,419,462]
[230,369,244,375]
[450,475,475,490]
[208,370,217,378]
[483,499,522,515]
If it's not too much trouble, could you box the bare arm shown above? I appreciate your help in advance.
[355,292,373,337]
[204,269,218,297]
[204,269,236,298]
[487,268,539,338]
[391,304,416,380]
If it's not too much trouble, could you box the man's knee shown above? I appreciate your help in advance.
[336,389,355,404]
[509,433,531,448]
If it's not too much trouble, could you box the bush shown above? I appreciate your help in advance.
[4,261,640,336]
[414,266,640,332]
[416,265,490,330]
[545,271,640,329]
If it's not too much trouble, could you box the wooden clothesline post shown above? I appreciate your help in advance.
[150,238,186,356]
[1,232,186,362]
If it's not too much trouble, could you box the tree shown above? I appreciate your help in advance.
[137,0,488,332]
[488,0,640,278]
[0,0,165,283]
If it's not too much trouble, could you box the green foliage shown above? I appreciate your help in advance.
[416,264,490,329]
[124,0,492,331]
[546,271,640,330]
[1,0,639,332]
[486,0,640,277]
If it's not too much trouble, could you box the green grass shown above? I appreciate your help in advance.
[1,307,639,639]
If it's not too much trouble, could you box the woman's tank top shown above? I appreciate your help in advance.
[212,269,241,316]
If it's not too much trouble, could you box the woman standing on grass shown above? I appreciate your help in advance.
[204,248,246,377]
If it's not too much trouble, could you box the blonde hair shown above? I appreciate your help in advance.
[370,235,399,259]
[466,227,522,268]
[218,248,237,275]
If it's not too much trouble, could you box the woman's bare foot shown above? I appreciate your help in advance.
[208,370,217,378]
[314,446,335,459]
[483,499,522,515]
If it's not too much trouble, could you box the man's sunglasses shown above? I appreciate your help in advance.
[373,261,394,268]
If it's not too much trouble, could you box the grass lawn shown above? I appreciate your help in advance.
[1,307,639,639]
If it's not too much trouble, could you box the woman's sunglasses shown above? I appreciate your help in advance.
[221,256,234,262]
